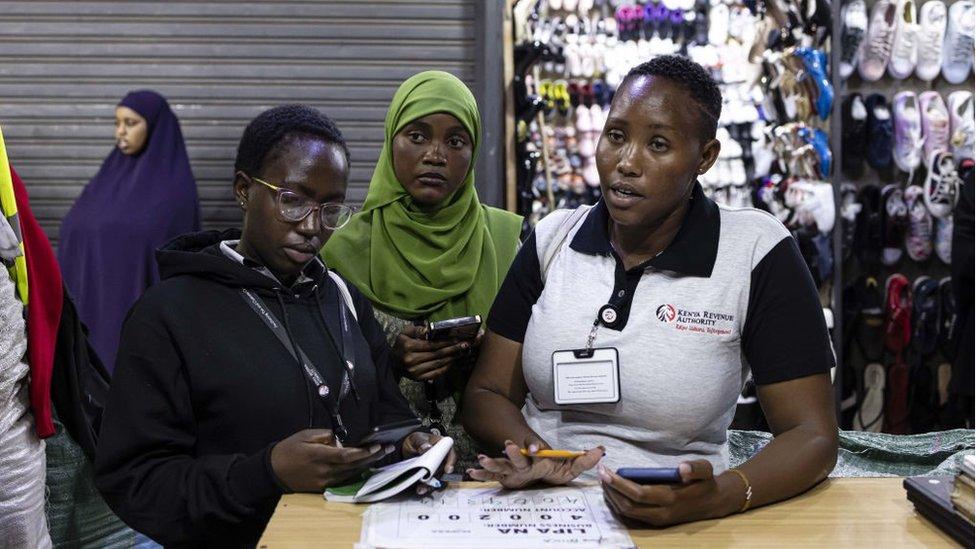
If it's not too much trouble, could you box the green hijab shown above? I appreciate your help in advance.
[322,71,522,322]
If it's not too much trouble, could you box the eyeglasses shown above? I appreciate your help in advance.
[249,176,355,230]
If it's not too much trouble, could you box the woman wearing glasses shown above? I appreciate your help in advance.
[323,72,522,468]
[94,105,451,547]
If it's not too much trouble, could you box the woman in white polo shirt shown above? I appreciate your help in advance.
[462,55,838,527]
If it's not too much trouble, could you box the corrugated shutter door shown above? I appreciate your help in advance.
[0,1,477,248]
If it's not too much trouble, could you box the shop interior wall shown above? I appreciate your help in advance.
[0,1,504,250]
[838,0,973,386]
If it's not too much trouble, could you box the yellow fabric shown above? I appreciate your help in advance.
[0,126,28,304]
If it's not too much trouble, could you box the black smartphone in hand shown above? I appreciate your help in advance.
[425,315,481,341]
[354,418,423,446]
[616,467,683,485]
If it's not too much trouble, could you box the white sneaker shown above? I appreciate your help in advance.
[934,214,952,264]
[915,0,947,81]
[904,184,934,262]
[893,91,924,172]
[919,91,950,161]
[888,0,920,79]
[948,91,975,161]
[708,3,730,46]
[841,0,869,79]
[923,151,961,217]
[942,0,975,83]
[859,0,899,81]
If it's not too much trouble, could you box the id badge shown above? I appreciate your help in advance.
[551,348,621,405]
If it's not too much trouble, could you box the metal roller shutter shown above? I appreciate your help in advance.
[0,1,484,249]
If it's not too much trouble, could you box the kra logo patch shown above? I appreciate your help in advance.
[656,304,677,323]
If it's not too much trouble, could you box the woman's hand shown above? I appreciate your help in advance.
[467,438,604,489]
[401,431,457,495]
[270,429,396,492]
[394,325,474,381]
[599,460,742,527]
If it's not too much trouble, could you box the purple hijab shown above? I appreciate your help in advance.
[58,90,199,371]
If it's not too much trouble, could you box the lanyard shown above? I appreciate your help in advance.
[239,286,360,441]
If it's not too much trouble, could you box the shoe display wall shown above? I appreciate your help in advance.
[508,0,972,433]
[838,0,973,434]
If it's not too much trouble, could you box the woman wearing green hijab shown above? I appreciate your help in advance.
[322,71,522,467]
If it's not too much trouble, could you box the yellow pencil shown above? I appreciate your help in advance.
[519,448,586,458]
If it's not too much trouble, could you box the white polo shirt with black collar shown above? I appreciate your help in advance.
[487,183,833,473]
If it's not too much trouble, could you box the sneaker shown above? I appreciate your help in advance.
[841,0,869,79]
[884,273,912,357]
[866,93,894,171]
[840,183,862,261]
[859,0,898,81]
[904,184,934,261]
[855,184,884,272]
[708,3,729,46]
[856,276,888,361]
[888,0,920,79]
[937,276,957,359]
[941,0,974,84]
[918,91,951,162]
[915,0,948,81]
[933,214,952,263]
[892,91,924,172]
[913,276,940,356]
[923,151,961,217]
[881,184,909,265]
[843,94,869,176]
[947,91,974,162]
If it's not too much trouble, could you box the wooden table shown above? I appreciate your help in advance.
[258,478,960,547]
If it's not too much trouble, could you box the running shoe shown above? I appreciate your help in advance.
[923,151,961,217]
[888,0,920,79]
[841,0,869,79]
[915,0,947,81]
[947,91,974,162]
[941,0,974,84]
[919,91,950,162]
[843,94,869,176]
[881,184,909,265]
[866,93,894,171]
[904,184,934,262]
[859,0,898,81]
[892,91,924,172]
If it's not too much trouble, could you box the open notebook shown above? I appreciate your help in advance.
[324,437,453,503]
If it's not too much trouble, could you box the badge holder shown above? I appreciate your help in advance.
[551,304,621,405]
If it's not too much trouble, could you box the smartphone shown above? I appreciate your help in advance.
[616,467,683,485]
[354,418,423,446]
[425,315,482,341]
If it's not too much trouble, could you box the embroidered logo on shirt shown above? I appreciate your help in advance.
[657,304,735,336]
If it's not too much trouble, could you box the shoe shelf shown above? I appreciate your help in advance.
[833,0,973,433]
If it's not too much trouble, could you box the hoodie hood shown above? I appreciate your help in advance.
[156,229,327,291]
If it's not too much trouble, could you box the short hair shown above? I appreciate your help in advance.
[622,55,722,141]
[234,104,350,177]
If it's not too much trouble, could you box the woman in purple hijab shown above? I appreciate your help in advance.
[58,90,199,372]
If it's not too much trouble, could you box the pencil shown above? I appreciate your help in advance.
[519,449,586,458]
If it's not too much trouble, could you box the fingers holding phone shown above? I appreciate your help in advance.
[270,429,396,492]
[395,319,480,382]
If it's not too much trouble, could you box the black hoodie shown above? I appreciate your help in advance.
[94,230,416,547]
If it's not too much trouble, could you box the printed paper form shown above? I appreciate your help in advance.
[356,484,635,548]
